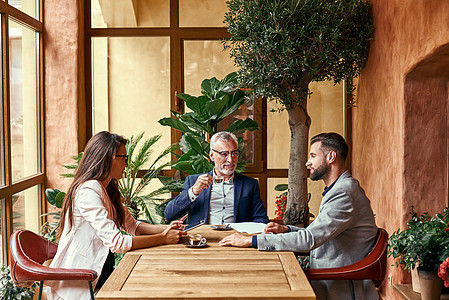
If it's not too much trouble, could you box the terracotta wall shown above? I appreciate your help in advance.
[44,0,85,192]
[353,0,449,298]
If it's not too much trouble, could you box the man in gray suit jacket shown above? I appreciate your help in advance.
[219,132,379,300]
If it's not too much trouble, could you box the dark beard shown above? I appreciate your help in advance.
[310,163,329,181]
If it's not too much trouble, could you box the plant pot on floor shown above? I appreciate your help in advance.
[411,266,420,293]
[418,268,443,300]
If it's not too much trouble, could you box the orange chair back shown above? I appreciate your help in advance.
[305,228,388,286]
[9,229,97,285]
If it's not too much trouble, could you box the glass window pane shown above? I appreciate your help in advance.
[12,185,40,233]
[267,80,344,169]
[184,40,237,96]
[267,101,290,169]
[92,37,171,166]
[91,0,169,28]
[179,0,227,27]
[8,0,38,19]
[9,20,40,183]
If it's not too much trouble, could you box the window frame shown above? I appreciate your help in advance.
[0,1,44,264]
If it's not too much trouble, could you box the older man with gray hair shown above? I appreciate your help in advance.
[165,131,269,226]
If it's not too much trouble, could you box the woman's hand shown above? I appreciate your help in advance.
[162,223,186,244]
[264,222,289,234]
[169,220,185,231]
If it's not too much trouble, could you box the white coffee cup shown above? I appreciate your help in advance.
[189,234,207,246]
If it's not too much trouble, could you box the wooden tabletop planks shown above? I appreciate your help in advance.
[96,226,316,300]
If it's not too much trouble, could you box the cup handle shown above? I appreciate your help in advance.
[200,237,207,245]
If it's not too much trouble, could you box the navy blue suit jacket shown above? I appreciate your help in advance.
[164,171,269,225]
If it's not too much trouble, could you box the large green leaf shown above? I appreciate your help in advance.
[218,72,239,93]
[179,113,212,135]
[201,77,220,99]
[180,94,209,118]
[226,118,260,133]
[172,160,196,175]
[205,95,231,121]
[45,188,65,208]
[274,184,289,191]
[202,72,239,99]
[184,133,207,156]
[219,89,248,119]
[192,155,214,174]
[158,117,194,134]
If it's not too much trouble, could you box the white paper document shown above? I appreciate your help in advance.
[228,222,267,234]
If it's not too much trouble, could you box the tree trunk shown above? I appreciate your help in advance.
[284,95,311,227]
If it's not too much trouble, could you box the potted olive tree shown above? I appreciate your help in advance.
[224,0,373,226]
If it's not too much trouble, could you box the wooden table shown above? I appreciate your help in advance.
[97,225,316,299]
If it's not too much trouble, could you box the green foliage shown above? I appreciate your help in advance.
[273,184,314,218]
[297,255,310,269]
[224,0,373,106]
[274,184,289,193]
[119,132,184,223]
[41,189,66,242]
[159,72,260,175]
[60,152,83,178]
[388,207,449,272]
[45,188,65,209]
[0,265,36,300]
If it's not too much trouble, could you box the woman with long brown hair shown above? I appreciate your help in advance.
[47,131,185,300]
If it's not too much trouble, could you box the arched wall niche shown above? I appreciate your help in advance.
[404,43,449,219]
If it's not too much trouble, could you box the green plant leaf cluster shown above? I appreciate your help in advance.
[159,72,260,175]
[388,207,449,272]
[224,0,373,107]
[60,152,83,178]
[41,188,66,242]
[0,265,36,300]
[119,132,184,223]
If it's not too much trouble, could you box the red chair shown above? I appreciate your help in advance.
[305,228,388,300]
[9,229,98,300]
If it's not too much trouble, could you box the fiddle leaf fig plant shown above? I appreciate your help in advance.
[159,72,260,175]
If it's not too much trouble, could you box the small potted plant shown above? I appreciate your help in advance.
[388,207,449,299]
[388,208,426,291]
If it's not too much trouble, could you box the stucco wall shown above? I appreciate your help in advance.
[44,0,85,192]
[353,1,449,298]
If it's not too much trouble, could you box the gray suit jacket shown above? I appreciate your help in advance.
[257,171,379,300]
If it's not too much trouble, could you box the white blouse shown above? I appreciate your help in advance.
[46,180,140,300]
